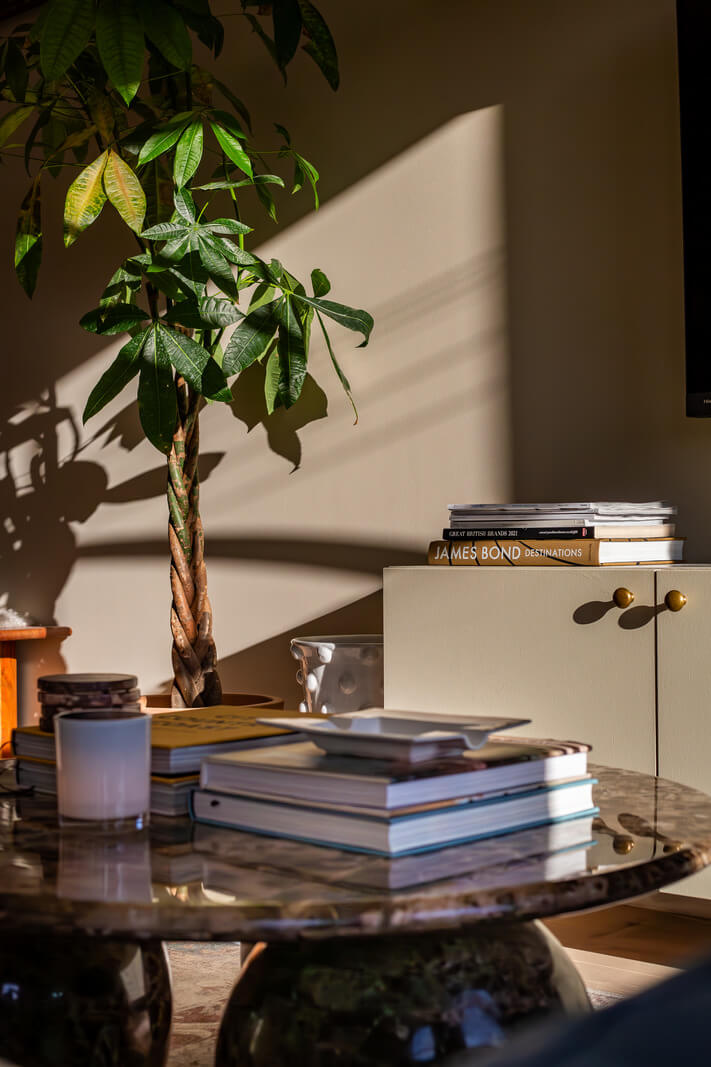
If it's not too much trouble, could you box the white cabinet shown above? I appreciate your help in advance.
[383,565,711,898]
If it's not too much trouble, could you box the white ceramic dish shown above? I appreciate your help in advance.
[259,708,531,762]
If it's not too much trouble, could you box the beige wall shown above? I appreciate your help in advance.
[1,0,699,716]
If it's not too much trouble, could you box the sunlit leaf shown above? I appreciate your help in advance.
[40,0,95,81]
[311,267,330,297]
[291,294,373,346]
[210,122,253,177]
[156,323,230,399]
[173,186,196,221]
[96,0,144,105]
[141,221,189,240]
[196,233,237,297]
[173,120,203,187]
[83,328,149,422]
[64,151,109,247]
[317,311,357,422]
[223,300,279,375]
[103,151,146,233]
[14,179,42,298]
[264,347,281,414]
[137,117,191,166]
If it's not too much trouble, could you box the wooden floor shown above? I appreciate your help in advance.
[544,899,711,997]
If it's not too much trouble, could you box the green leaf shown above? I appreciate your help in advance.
[196,233,237,297]
[275,295,307,406]
[311,267,330,297]
[291,294,373,347]
[208,218,252,235]
[6,39,29,102]
[173,120,204,188]
[99,262,143,306]
[140,221,189,240]
[80,303,149,335]
[193,174,285,192]
[103,151,146,234]
[155,322,209,391]
[210,109,247,141]
[298,0,339,90]
[173,186,196,221]
[83,328,149,422]
[223,300,279,375]
[248,283,275,314]
[64,151,109,247]
[14,179,42,297]
[141,0,192,70]
[137,118,191,166]
[96,0,144,106]
[256,180,277,222]
[198,295,243,327]
[138,325,177,453]
[273,0,302,70]
[210,122,253,177]
[292,151,319,207]
[317,312,357,423]
[201,357,232,402]
[0,105,33,148]
[156,323,230,399]
[264,347,281,414]
[274,123,291,145]
[40,0,95,81]
[208,234,257,267]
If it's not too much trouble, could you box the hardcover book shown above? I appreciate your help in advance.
[428,538,684,567]
[13,705,304,774]
[15,756,198,817]
[190,777,597,856]
[199,737,590,809]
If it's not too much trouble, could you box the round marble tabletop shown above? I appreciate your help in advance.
[1,765,710,941]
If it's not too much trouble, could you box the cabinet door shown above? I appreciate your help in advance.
[384,566,656,773]
[656,566,711,899]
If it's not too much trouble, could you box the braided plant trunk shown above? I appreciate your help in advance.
[168,378,223,708]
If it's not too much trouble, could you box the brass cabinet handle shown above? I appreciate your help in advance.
[665,589,687,612]
[612,587,635,609]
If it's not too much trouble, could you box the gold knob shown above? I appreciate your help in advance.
[612,587,635,609]
[665,590,687,612]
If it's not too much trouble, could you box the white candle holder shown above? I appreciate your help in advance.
[55,710,151,832]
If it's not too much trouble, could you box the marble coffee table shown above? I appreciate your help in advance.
[1,765,710,1066]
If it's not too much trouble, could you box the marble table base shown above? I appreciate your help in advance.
[216,922,590,1066]
[0,932,171,1066]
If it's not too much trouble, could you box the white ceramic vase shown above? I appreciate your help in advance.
[290,634,384,715]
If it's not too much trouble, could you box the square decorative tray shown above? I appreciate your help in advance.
[259,708,531,762]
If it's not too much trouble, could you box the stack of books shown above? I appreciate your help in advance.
[428,501,684,566]
[12,706,302,816]
[189,728,598,857]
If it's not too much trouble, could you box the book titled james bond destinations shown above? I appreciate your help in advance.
[428,538,685,567]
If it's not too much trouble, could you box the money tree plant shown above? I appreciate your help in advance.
[1,0,373,708]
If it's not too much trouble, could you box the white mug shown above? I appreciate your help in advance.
[55,710,151,831]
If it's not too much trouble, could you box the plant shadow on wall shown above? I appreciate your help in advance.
[0,386,229,625]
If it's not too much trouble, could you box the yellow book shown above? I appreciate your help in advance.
[13,706,304,774]
[427,538,685,567]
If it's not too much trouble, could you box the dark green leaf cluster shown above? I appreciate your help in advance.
[1,0,371,452]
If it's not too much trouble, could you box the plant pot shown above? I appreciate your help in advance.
[143,693,283,713]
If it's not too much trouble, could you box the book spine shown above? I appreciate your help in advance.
[428,540,601,566]
[444,527,591,540]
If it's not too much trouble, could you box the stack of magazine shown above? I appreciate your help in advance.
[428,501,684,567]
[189,710,599,859]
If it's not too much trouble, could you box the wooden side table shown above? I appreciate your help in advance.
[0,626,71,754]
